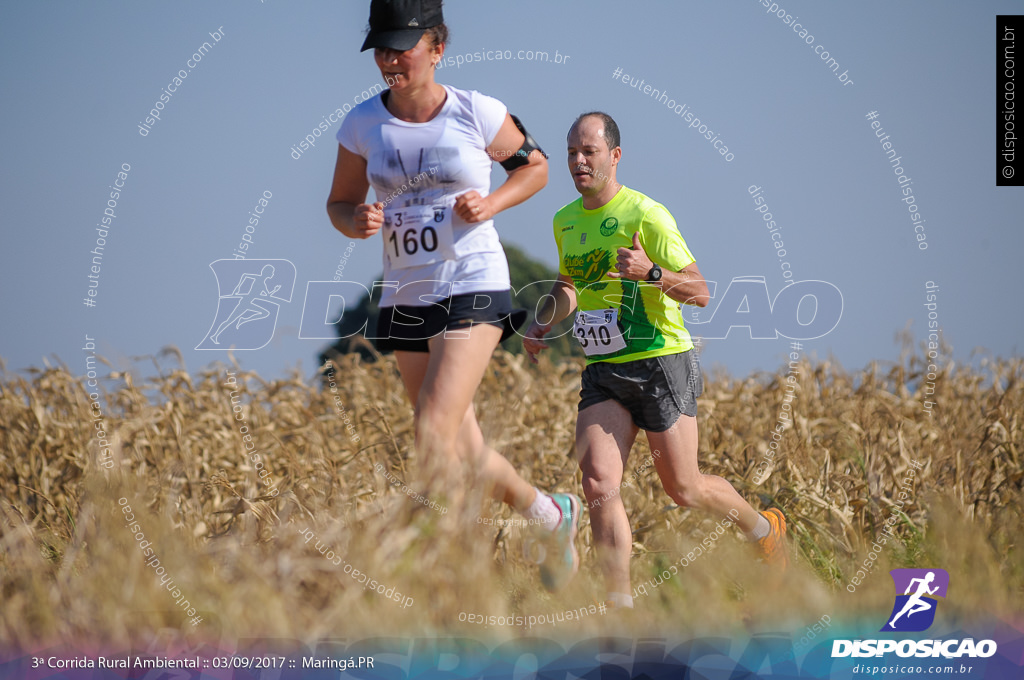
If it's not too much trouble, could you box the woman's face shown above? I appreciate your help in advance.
[374,35,442,91]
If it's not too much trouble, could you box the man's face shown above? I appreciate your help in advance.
[567,116,619,197]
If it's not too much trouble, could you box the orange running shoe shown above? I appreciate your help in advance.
[755,508,789,567]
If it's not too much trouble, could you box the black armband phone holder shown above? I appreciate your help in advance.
[499,114,548,171]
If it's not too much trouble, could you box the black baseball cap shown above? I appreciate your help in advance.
[360,0,444,52]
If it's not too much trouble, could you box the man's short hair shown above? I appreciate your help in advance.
[571,111,620,150]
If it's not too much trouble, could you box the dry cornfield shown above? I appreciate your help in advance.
[0,347,1021,649]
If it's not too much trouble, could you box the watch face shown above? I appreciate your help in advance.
[649,265,662,281]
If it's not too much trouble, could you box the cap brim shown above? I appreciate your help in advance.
[360,28,425,52]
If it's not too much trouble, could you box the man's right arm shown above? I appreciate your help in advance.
[522,273,577,363]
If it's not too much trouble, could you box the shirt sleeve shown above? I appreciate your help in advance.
[639,204,695,271]
[553,207,572,276]
[472,91,509,147]
[336,109,362,156]
[555,224,569,276]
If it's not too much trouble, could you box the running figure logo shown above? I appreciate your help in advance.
[881,568,949,632]
[196,259,296,350]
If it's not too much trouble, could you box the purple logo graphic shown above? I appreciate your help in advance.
[881,568,949,632]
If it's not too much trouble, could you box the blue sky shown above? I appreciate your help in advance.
[2,0,1021,383]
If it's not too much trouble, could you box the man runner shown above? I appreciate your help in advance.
[523,112,787,609]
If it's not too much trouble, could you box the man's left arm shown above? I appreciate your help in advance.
[608,210,710,307]
[660,262,709,307]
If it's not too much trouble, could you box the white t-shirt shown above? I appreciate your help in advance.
[336,84,511,307]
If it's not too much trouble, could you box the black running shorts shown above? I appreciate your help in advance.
[375,289,527,353]
[578,350,704,432]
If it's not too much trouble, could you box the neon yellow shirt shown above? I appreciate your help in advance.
[554,186,695,364]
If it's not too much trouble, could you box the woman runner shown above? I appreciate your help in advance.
[326,0,580,591]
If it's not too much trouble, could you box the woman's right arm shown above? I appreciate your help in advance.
[327,144,384,239]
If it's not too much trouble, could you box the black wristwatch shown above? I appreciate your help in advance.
[646,262,663,282]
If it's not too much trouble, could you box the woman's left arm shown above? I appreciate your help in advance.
[453,113,548,223]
